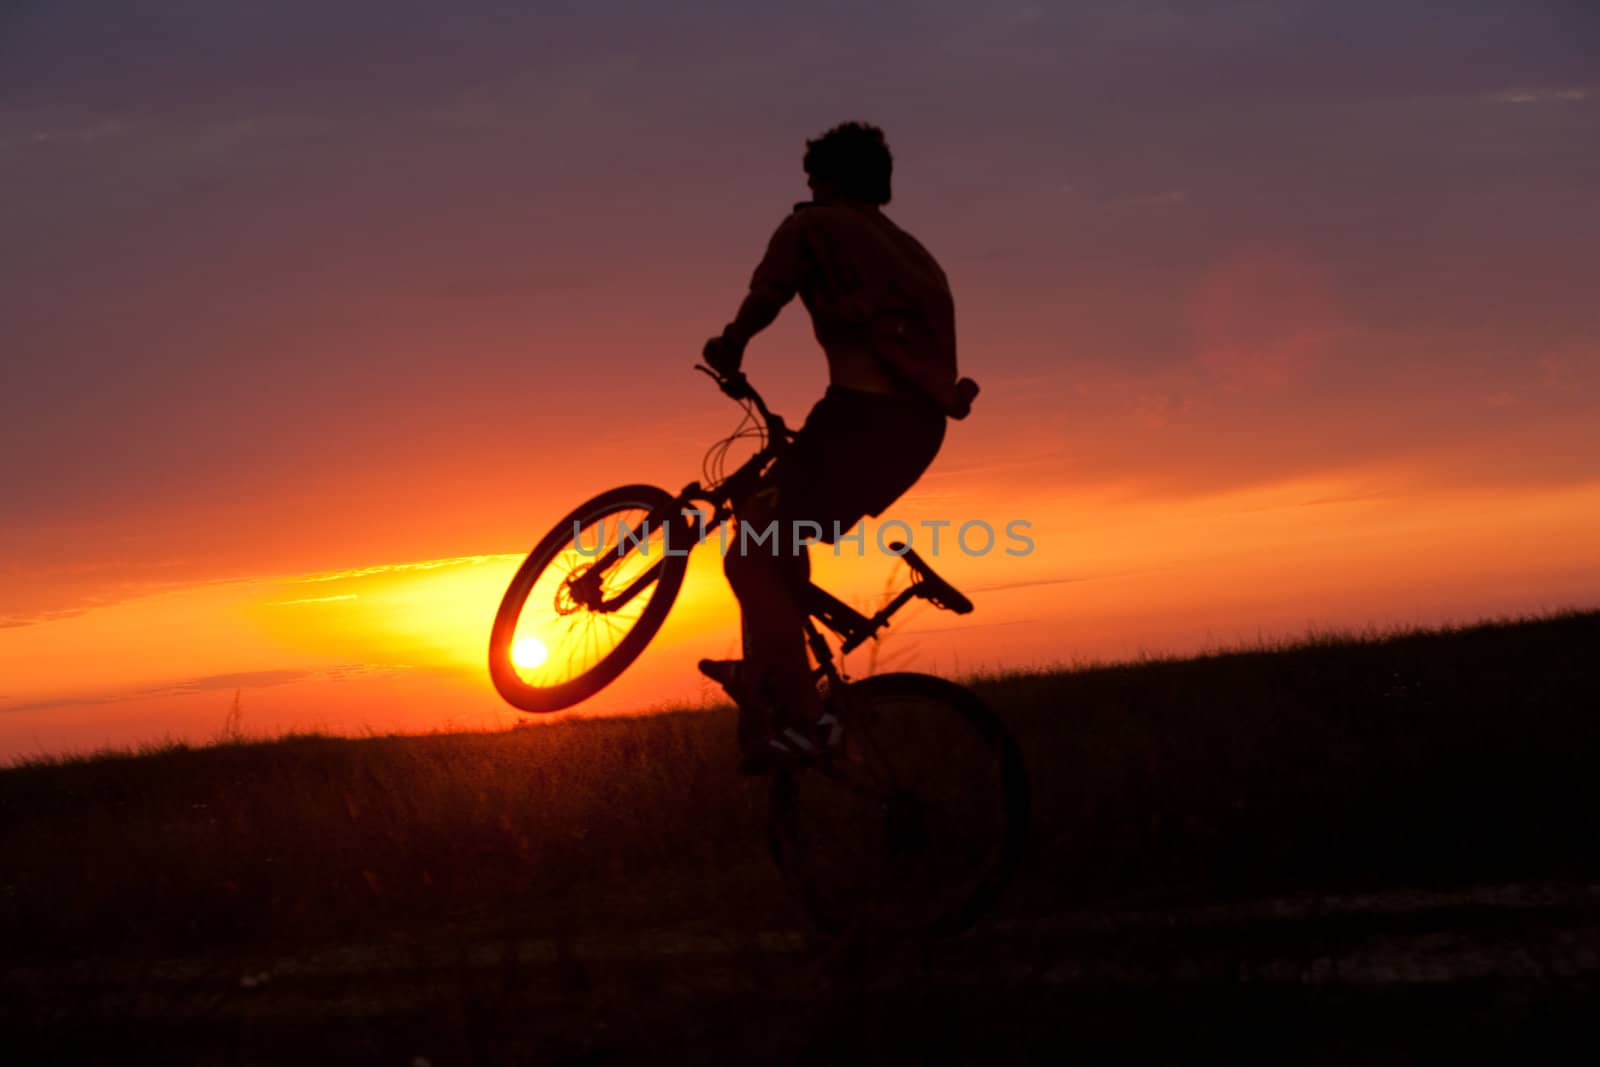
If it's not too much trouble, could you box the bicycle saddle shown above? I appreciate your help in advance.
[887,541,974,615]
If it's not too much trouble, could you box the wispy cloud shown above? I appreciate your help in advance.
[1127,189,1189,208]
[1058,183,1191,209]
[0,607,92,630]
[1297,490,1394,508]
[290,554,520,585]
[0,664,398,715]
[1489,86,1590,104]
[269,593,359,607]
[0,552,520,632]
[961,566,1180,596]
[2,119,131,151]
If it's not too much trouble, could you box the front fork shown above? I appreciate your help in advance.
[568,502,706,612]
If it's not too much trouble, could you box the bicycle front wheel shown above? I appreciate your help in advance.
[490,485,690,713]
[768,673,1030,936]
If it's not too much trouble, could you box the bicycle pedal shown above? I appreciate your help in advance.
[815,712,843,750]
[774,727,821,756]
[737,733,820,776]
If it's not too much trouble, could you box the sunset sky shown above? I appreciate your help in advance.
[3,1,1597,759]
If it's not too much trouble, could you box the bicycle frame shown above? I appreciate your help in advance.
[570,366,955,693]
[569,364,940,694]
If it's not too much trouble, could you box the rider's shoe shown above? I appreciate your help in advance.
[699,658,757,742]
[736,720,831,776]
[697,658,744,693]
[701,658,834,775]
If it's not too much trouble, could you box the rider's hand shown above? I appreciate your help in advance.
[703,334,744,377]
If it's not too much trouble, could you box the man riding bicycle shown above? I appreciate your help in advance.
[699,121,978,773]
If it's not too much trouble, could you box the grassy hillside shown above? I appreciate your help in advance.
[3,611,1597,962]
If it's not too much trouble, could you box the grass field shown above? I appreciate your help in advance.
[3,611,1598,1061]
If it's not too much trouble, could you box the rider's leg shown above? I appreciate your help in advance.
[714,388,945,760]
[720,490,824,748]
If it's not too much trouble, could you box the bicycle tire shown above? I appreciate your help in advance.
[768,673,1030,936]
[490,484,690,713]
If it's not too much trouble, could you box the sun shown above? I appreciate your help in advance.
[511,635,548,670]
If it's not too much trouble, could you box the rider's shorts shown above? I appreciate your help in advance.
[772,386,946,545]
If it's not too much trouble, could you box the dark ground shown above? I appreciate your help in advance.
[4,612,1598,1063]
[6,878,1599,1064]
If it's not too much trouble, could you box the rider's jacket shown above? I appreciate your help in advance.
[737,201,964,416]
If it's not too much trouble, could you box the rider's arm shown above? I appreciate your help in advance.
[721,211,810,350]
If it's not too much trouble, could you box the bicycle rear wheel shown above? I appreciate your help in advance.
[490,485,690,712]
[768,673,1030,936]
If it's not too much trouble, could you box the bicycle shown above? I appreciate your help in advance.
[489,366,1030,934]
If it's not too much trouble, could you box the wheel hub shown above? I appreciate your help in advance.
[884,793,927,856]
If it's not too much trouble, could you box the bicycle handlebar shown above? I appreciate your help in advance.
[694,362,752,400]
[695,363,786,442]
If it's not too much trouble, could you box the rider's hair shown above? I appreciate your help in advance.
[803,122,893,205]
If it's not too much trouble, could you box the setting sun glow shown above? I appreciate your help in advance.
[511,636,549,671]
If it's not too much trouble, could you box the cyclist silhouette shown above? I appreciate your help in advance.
[700,121,979,773]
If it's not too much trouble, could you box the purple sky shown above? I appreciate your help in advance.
[3,0,1597,624]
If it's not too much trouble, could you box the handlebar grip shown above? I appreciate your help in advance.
[695,363,754,400]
